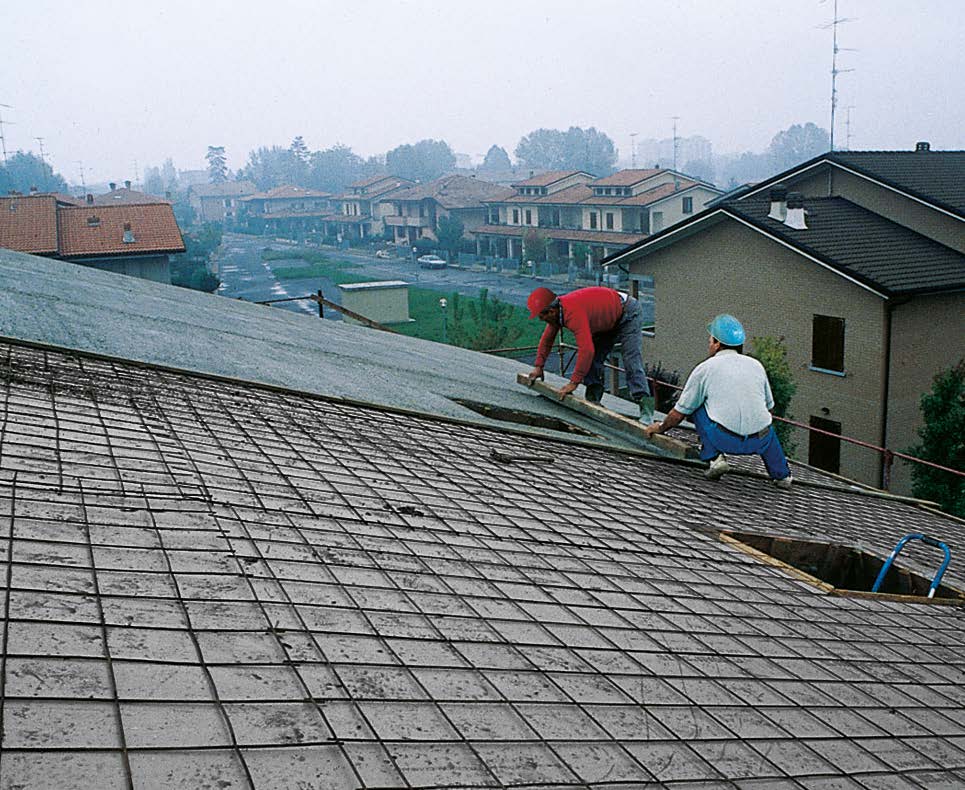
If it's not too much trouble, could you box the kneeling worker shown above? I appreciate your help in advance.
[526,286,654,422]
[644,314,792,489]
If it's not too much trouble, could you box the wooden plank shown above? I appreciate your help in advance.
[516,373,695,459]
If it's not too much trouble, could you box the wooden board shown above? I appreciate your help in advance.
[516,373,695,459]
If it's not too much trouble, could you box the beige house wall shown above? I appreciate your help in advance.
[886,291,965,493]
[634,220,889,487]
[337,282,411,326]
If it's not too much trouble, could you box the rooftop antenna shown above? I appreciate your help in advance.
[132,159,140,190]
[0,103,13,165]
[671,116,680,171]
[34,137,48,189]
[630,132,638,168]
[845,105,856,150]
[75,160,87,193]
[821,0,856,151]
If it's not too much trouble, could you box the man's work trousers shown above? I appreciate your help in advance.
[692,406,791,481]
[582,297,651,401]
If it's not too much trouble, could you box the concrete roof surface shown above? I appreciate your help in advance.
[0,337,963,788]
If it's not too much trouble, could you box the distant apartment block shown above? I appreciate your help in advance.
[237,185,333,236]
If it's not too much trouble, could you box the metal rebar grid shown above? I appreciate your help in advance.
[1,339,964,788]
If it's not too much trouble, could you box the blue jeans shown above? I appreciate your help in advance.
[582,297,651,400]
[691,406,791,480]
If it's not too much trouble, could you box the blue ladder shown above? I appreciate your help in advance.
[871,533,952,599]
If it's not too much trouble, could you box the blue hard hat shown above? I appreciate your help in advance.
[708,314,746,345]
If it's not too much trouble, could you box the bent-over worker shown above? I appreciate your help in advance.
[525,286,654,422]
[644,314,793,489]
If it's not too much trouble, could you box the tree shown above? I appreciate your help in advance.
[448,288,525,351]
[143,166,164,196]
[240,146,300,189]
[385,139,455,183]
[767,123,830,172]
[480,145,511,172]
[682,159,715,185]
[907,361,964,516]
[522,229,549,263]
[160,158,178,191]
[0,151,69,194]
[515,126,616,175]
[435,215,465,260]
[307,144,381,193]
[290,136,309,164]
[749,336,797,457]
[206,146,228,184]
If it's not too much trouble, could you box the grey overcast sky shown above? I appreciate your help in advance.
[3,0,963,183]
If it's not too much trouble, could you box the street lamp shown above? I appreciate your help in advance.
[439,298,448,343]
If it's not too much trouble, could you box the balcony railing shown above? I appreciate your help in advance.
[384,215,430,227]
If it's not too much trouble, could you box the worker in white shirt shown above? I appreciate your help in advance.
[644,314,792,489]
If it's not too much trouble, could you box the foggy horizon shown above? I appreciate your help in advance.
[4,0,964,185]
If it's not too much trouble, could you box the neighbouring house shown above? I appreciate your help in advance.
[91,180,172,206]
[324,175,413,242]
[474,169,722,269]
[0,192,184,283]
[2,244,965,788]
[187,180,257,224]
[603,143,965,493]
[379,174,508,246]
[237,185,333,237]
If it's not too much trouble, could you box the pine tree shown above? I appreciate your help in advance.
[205,146,228,184]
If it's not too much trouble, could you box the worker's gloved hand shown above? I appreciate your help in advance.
[525,366,544,384]
[558,381,578,400]
[644,423,662,439]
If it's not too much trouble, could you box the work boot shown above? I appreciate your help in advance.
[584,383,604,403]
[773,475,793,490]
[638,395,655,424]
[704,454,730,481]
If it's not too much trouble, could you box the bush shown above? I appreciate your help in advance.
[749,335,797,456]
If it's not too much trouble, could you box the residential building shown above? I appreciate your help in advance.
[324,175,413,241]
[187,180,257,223]
[237,185,333,236]
[474,169,722,266]
[2,244,965,788]
[604,144,965,492]
[0,193,184,282]
[379,174,508,246]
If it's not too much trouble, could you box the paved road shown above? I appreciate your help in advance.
[216,233,653,323]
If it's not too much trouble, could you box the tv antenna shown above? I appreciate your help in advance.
[0,103,13,165]
[630,132,638,168]
[671,117,680,171]
[820,0,856,150]
[75,160,87,193]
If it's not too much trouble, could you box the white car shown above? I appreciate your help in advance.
[417,254,447,269]
[375,249,391,259]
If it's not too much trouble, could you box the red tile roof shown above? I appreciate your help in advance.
[510,170,593,187]
[494,184,594,205]
[472,224,647,246]
[386,175,508,210]
[57,204,185,257]
[241,185,332,201]
[588,169,663,187]
[91,187,171,206]
[0,195,59,254]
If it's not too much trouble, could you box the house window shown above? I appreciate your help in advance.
[589,212,598,230]
[550,209,560,227]
[809,416,842,473]
[811,315,845,373]
[605,212,614,230]
[512,208,519,224]
[651,211,663,232]
[525,209,532,225]
[682,196,693,214]
[490,208,499,223]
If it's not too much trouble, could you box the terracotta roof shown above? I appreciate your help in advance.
[588,168,663,187]
[90,187,172,206]
[495,184,593,205]
[589,181,699,206]
[57,203,185,257]
[0,195,59,254]
[51,193,84,206]
[241,185,332,201]
[490,181,700,208]
[473,223,647,245]
[334,178,414,202]
[510,170,593,187]
[348,174,396,189]
[385,175,507,210]
[188,180,257,198]
[261,209,331,220]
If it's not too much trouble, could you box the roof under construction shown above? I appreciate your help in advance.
[1,249,964,788]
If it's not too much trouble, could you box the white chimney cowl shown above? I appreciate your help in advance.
[784,192,807,230]
[767,185,788,222]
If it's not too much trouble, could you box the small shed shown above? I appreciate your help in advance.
[336,280,411,325]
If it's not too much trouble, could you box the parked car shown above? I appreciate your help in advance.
[417,254,447,269]
[375,249,392,259]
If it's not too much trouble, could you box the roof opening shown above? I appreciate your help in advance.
[452,398,596,437]
[723,531,965,604]
[87,215,101,227]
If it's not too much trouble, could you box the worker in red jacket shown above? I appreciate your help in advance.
[525,286,654,422]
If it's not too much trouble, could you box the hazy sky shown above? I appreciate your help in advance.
[4,0,963,184]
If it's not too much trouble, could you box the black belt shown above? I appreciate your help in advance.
[716,422,770,440]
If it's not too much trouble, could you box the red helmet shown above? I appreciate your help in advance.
[527,287,557,318]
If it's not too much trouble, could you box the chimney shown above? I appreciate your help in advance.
[915,141,930,152]
[767,184,788,222]
[784,192,807,230]
[124,180,131,189]
[122,222,135,243]
[109,182,117,191]
[29,185,38,195]
[86,193,94,205]
[164,191,172,201]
